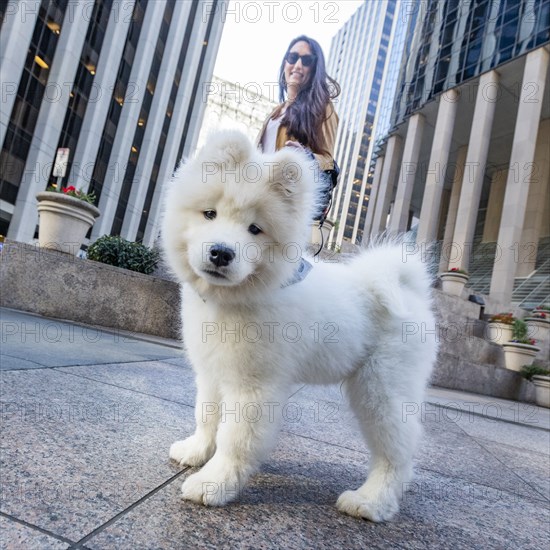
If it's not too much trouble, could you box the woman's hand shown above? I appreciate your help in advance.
[285,140,304,150]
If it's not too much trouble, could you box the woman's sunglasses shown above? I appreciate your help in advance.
[285,52,316,67]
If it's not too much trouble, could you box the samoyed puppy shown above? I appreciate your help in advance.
[162,131,437,522]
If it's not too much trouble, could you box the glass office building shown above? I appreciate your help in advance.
[327,0,406,247]
[365,0,549,308]
[0,0,226,246]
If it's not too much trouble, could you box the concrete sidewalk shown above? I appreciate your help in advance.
[1,307,549,549]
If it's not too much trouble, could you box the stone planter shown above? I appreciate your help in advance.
[502,342,540,371]
[525,316,549,360]
[525,317,549,338]
[440,271,469,297]
[486,322,514,345]
[36,191,100,255]
[531,375,550,408]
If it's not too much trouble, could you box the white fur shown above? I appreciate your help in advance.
[162,131,438,522]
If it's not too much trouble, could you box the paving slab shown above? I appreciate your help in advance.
[55,360,197,408]
[280,383,549,504]
[1,308,549,548]
[0,308,181,370]
[425,386,550,430]
[82,433,550,550]
[0,368,192,542]
[0,515,71,550]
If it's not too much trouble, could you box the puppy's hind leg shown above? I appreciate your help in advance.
[336,361,422,522]
[170,371,220,467]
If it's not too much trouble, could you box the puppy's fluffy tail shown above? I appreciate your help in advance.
[355,233,436,319]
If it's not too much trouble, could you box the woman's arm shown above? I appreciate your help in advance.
[313,103,339,171]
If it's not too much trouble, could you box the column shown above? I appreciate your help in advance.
[181,0,228,159]
[69,0,136,192]
[439,145,467,272]
[142,5,210,247]
[540,163,550,238]
[371,135,403,235]
[91,1,167,239]
[120,0,192,240]
[388,113,425,234]
[0,1,41,148]
[362,155,385,242]
[8,2,92,242]
[416,89,459,243]
[449,70,499,271]
[516,119,550,276]
[490,48,549,307]
[482,168,507,242]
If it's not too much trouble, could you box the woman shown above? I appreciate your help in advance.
[257,35,340,219]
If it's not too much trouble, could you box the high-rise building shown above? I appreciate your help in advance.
[327,0,406,246]
[365,0,549,309]
[0,0,226,247]
[196,75,277,152]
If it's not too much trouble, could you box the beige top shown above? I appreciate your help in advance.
[256,102,339,171]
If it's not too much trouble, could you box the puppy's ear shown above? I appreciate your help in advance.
[270,148,315,198]
[198,130,253,167]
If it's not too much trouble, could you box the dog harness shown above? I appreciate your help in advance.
[281,257,313,288]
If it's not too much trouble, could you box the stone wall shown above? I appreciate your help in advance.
[0,241,181,340]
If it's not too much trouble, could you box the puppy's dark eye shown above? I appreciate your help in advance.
[204,210,216,220]
[248,224,262,235]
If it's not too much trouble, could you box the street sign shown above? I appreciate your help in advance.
[53,148,70,178]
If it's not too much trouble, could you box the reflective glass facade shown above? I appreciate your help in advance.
[327,0,405,245]
[0,0,226,246]
[391,0,550,127]
[0,0,68,225]
[367,0,550,308]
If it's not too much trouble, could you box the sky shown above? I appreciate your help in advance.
[212,0,364,101]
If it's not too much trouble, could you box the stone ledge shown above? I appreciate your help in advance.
[432,352,536,403]
[0,241,181,340]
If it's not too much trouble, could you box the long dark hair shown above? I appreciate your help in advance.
[277,35,340,156]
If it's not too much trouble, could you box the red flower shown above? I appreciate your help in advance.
[63,185,76,193]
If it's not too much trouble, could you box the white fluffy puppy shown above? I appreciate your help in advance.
[162,131,437,522]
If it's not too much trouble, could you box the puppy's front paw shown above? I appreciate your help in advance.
[169,435,215,467]
[180,461,241,506]
[336,489,399,523]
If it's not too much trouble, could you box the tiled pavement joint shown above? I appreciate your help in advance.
[0,510,78,547]
[68,468,190,549]
[424,400,550,433]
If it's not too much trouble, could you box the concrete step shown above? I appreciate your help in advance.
[430,290,545,403]
[432,353,536,403]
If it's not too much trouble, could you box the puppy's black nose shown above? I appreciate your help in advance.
[209,244,235,267]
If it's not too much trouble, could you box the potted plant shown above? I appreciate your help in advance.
[36,185,100,256]
[532,303,550,314]
[502,319,540,371]
[439,267,469,296]
[521,365,550,408]
[486,312,516,345]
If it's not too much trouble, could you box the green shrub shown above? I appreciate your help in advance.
[87,235,159,275]
[520,365,550,381]
[510,319,536,345]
